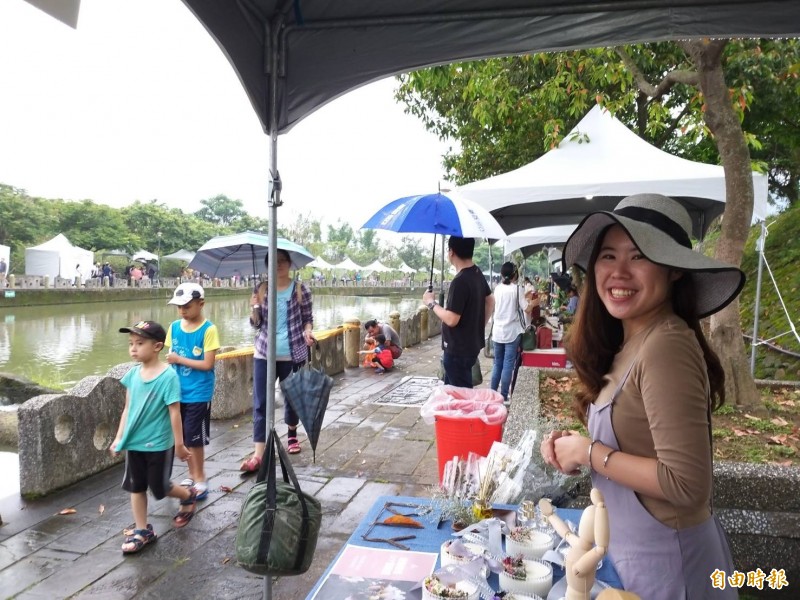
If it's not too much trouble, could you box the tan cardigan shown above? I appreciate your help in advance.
[595,315,713,529]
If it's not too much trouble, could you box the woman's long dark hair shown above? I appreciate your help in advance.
[565,227,726,424]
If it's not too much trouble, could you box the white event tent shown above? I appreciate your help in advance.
[334,257,363,272]
[25,234,94,280]
[503,225,578,258]
[363,259,392,273]
[0,244,10,274]
[459,105,769,239]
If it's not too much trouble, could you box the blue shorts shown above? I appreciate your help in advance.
[122,448,174,499]
[181,402,211,447]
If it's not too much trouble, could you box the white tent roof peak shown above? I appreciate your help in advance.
[458,104,769,238]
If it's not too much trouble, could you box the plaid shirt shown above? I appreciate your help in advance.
[253,281,313,364]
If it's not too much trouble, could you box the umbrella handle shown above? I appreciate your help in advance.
[428,234,436,292]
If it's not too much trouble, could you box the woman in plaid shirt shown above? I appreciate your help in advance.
[240,249,315,472]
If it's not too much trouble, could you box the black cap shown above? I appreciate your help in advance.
[119,320,167,343]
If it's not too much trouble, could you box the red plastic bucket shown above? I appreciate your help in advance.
[435,415,504,482]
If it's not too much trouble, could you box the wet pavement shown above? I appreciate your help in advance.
[0,336,492,599]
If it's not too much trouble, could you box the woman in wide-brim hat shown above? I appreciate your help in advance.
[540,193,740,600]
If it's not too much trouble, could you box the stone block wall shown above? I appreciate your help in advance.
[13,309,439,497]
[17,366,132,497]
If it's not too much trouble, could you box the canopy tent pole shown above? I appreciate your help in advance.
[750,220,767,375]
[264,16,282,600]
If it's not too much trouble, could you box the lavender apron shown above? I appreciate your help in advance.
[588,359,738,599]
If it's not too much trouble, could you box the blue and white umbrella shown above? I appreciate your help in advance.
[188,231,313,278]
[362,192,506,239]
[362,192,506,290]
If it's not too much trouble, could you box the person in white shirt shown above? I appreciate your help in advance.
[490,262,526,401]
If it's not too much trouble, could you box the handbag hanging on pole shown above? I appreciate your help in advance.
[235,427,322,576]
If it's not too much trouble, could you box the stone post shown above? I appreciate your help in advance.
[43,275,50,288]
[419,306,429,340]
[7,274,14,288]
[389,310,401,334]
[103,276,110,288]
[344,317,361,368]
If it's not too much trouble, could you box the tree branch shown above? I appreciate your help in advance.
[615,47,699,99]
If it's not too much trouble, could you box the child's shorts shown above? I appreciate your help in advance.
[181,402,211,447]
[122,448,174,500]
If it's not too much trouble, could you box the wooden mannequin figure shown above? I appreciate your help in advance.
[539,488,616,600]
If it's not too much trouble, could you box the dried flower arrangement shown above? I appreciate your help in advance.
[509,526,539,543]
[423,575,470,599]
[502,555,527,580]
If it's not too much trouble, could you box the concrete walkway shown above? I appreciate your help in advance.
[0,337,493,599]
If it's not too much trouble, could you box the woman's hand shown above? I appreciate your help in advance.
[541,430,589,475]
[303,329,316,347]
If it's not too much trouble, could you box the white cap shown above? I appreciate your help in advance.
[168,282,205,306]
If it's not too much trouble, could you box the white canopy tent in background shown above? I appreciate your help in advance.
[131,249,159,263]
[0,244,10,274]
[25,234,93,280]
[503,225,578,258]
[334,257,363,272]
[363,259,391,273]
[307,256,336,270]
[459,105,770,238]
[397,262,418,274]
[162,249,196,262]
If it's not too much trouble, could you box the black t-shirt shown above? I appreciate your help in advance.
[442,264,491,357]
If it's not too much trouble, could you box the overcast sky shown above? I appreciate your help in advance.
[0,0,451,230]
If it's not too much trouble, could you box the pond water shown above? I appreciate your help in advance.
[0,293,422,499]
[0,294,422,390]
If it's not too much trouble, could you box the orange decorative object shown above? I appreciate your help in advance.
[383,514,424,528]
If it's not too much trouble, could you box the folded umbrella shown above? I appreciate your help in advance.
[279,364,334,463]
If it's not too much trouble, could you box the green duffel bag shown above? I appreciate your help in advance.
[235,428,322,576]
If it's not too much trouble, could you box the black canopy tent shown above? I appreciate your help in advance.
[176,2,800,595]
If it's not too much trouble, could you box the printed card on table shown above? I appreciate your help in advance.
[311,544,438,599]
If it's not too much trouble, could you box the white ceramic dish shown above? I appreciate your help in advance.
[498,558,553,598]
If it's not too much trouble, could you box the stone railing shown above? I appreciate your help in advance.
[15,306,440,497]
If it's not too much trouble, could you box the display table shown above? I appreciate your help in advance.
[306,495,622,599]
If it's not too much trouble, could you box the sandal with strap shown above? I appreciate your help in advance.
[239,455,262,473]
[287,437,301,455]
[122,527,157,554]
[123,523,152,537]
[173,489,197,529]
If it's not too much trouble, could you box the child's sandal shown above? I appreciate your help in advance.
[173,489,197,528]
[287,437,301,454]
[121,527,157,554]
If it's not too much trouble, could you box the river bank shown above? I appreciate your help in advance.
[0,283,422,308]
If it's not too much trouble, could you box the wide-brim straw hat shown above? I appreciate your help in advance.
[563,193,745,318]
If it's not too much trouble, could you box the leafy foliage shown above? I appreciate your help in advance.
[397,40,800,206]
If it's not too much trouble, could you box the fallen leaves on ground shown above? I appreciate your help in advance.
[98,504,105,515]
[219,485,233,493]
[58,508,77,515]
[539,375,800,466]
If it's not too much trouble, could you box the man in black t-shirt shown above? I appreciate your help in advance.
[423,236,494,387]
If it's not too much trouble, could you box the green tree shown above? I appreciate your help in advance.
[398,40,800,408]
[194,194,247,228]
[57,199,137,251]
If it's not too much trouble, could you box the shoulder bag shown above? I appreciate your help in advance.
[235,427,322,576]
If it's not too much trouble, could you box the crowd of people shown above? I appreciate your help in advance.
[108,191,746,599]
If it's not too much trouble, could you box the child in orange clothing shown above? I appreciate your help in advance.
[370,334,394,373]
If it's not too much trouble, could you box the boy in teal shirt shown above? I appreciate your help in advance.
[112,320,198,554]
[165,283,220,501]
